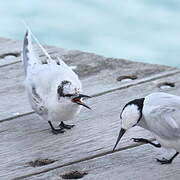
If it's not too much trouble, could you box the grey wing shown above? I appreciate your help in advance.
[29,85,48,117]
[144,105,180,140]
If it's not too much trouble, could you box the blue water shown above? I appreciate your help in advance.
[1,0,180,67]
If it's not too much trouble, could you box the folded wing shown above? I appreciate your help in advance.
[143,92,180,140]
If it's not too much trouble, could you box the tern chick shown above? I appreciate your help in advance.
[113,92,180,164]
[22,29,91,134]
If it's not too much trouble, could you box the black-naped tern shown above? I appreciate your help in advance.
[113,92,180,164]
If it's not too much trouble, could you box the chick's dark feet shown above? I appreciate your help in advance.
[59,121,75,129]
[48,121,65,134]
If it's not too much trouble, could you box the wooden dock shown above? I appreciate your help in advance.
[1,37,180,180]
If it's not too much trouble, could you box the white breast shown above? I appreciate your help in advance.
[47,100,82,122]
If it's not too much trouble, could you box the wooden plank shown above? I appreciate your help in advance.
[25,145,180,180]
[0,39,177,120]
[0,65,178,122]
[0,38,59,67]
[1,73,180,179]
[0,38,22,67]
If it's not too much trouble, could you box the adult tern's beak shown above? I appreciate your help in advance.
[72,94,91,110]
[113,128,126,151]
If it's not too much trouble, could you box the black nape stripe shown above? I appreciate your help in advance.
[126,98,145,111]
[120,98,145,122]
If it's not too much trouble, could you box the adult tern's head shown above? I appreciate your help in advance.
[113,98,144,151]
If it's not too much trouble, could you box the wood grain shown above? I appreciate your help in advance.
[0,73,180,179]
[25,145,180,180]
[0,38,177,121]
[1,37,179,180]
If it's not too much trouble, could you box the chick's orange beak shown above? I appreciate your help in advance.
[72,94,91,110]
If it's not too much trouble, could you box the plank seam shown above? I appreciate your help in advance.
[0,60,20,68]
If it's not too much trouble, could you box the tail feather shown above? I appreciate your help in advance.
[29,29,52,63]
[22,22,74,75]
[22,30,38,75]
[22,21,53,64]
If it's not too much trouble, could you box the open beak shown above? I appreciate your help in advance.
[113,128,126,152]
[72,94,91,110]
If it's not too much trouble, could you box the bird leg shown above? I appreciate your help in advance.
[59,121,75,129]
[156,152,179,164]
[132,138,161,148]
[48,121,65,134]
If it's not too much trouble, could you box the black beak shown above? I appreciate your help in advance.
[72,94,91,110]
[113,128,126,152]
[78,94,91,99]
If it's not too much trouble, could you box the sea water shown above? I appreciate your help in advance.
[0,0,180,67]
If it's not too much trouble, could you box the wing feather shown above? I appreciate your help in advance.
[30,84,48,116]
[143,93,180,139]
[22,30,39,75]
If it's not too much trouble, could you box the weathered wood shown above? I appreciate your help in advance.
[0,64,178,122]
[0,37,177,121]
[0,38,58,67]
[25,145,180,180]
[1,73,180,179]
[1,37,180,180]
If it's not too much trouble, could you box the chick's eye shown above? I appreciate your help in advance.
[64,94,74,97]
